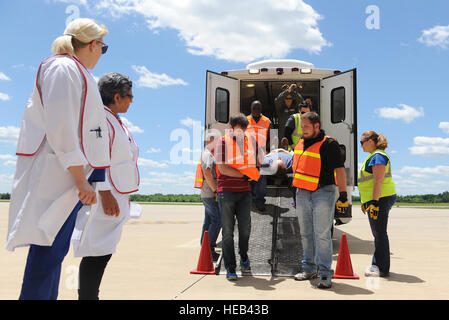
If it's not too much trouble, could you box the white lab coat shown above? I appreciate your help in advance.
[7,54,110,251]
[72,107,140,257]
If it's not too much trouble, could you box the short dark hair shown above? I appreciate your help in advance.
[275,160,287,177]
[300,111,320,127]
[230,113,249,129]
[98,72,133,106]
[299,103,311,111]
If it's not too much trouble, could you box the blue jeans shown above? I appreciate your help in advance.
[218,191,252,272]
[295,185,337,278]
[201,197,222,252]
[250,175,267,206]
[368,195,396,276]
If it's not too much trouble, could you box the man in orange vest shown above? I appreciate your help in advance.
[246,100,271,212]
[194,132,221,261]
[215,113,263,281]
[291,112,349,289]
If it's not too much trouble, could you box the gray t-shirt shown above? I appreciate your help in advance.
[201,149,217,199]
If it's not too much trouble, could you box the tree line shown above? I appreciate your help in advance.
[351,191,449,204]
[1,192,448,203]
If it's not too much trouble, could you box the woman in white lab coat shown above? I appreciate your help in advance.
[73,72,140,300]
[7,18,110,300]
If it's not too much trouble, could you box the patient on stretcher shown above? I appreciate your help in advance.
[260,145,294,177]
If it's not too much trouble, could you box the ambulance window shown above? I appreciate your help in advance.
[216,87,229,123]
[331,87,345,123]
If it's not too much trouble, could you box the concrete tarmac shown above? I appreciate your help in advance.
[1,202,448,300]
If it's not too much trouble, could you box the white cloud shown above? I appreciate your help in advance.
[180,117,201,128]
[138,157,169,168]
[0,174,13,193]
[138,170,196,194]
[398,165,449,177]
[392,165,449,195]
[0,72,10,81]
[439,122,449,134]
[49,0,88,7]
[181,147,202,154]
[0,154,17,167]
[121,117,144,133]
[419,25,449,49]
[96,0,330,63]
[0,126,20,144]
[375,104,424,123]
[409,136,449,157]
[146,147,161,154]
[0,92,11,101]
[132,65,188,89]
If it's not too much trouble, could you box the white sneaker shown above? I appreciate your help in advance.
[364,265,380,277]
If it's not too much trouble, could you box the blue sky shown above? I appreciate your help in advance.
[1,0,449,195]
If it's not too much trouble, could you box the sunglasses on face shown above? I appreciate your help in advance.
[360,139,369,146]
[96,39,108,54]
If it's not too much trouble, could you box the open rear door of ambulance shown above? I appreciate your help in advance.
[205,71,239,137]
[320,69,357,224]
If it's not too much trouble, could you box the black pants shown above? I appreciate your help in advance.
[368,195,396,276]
[78,254,112,300]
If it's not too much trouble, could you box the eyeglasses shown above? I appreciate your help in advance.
[96,39,108,54]
[360,139,368,146]
[285,98,293,100]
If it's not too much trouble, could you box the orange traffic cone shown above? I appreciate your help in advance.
[333,233,359,279]
[190,231,216,275]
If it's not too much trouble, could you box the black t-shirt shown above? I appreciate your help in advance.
[301,130,344,186]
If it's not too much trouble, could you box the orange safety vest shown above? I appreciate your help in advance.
[194,160,204,188]
[223,133,260,182]
[292,135,338,191]
[246,115,270,148]
[194,150,219,189]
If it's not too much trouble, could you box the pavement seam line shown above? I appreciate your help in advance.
[172,275,207,300]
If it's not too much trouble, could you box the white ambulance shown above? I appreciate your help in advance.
[204,59,357,224]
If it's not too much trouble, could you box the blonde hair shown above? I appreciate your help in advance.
[362,131,388,150]
[51,18,108,55]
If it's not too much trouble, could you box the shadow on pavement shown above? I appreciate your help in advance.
[232,276,286,291]
[326,282,374,295]
[332,228,374,258]
[304,278,374,295]
[386,272,425,284]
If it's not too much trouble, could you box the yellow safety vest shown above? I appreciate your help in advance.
[358,149,396,203]
[291,113,303,146]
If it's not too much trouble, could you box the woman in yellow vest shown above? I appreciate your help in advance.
[358,131,396,277]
